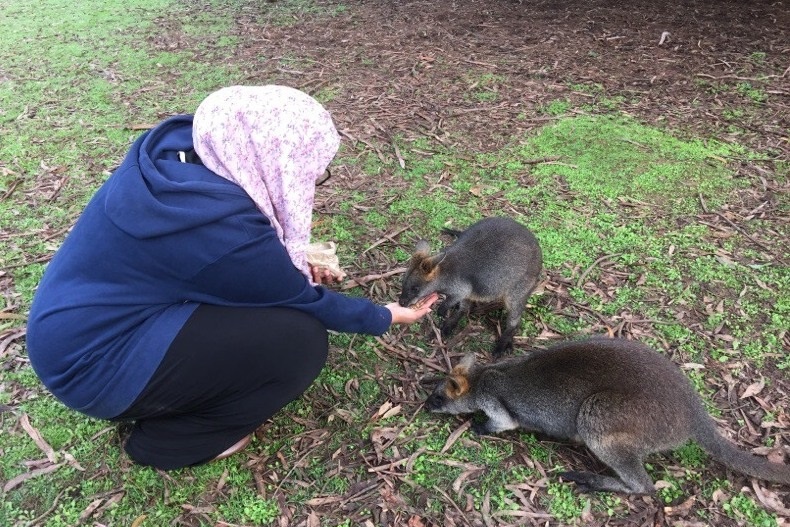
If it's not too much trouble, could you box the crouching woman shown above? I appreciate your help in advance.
[26,85,437,470]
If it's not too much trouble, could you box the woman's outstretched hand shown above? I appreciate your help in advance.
[385,292,439,325]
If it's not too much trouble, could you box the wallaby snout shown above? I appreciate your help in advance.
[425,392,448,412]
[398,240,436,307]
[399,217,542,355]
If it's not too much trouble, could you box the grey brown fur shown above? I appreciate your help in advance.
[426,337,790,495]
[398,217,542,356]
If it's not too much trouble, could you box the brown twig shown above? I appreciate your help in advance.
[432,485,475,527]
[361,227,409,254]
[575,253,622,290]
[340,268,406,290]
[714,212,788,265]
[24,488,68,527]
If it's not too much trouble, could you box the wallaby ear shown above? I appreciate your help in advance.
[418,256,437,275]
[445,373,470,399]
[456,353,477,373]
[445,353,475,399]
[413,239,431,258]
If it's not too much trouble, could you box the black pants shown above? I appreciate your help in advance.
[115,304,328,470]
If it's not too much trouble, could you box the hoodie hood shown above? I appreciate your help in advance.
[104,115,252,239]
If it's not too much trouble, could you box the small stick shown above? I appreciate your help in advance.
[340,268,406,290]
[362,227,409,254]
[378,401,427,453]
[522,156,561,165]
[576,253,622,290]
[25,488,68,527]
[715,212,787,265]
[432,485,475,527]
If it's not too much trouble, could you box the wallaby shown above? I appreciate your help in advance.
[398,217,542,356]
[425,337,790,495]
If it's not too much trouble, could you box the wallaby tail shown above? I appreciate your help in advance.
[694,415,790,485]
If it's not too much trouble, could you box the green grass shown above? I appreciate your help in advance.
[521,115,743,211]
[545,481,587,522]
[735,82,767,104]
[466,72,506,103]
[541,99,572,116]
[0,0,250,304]
[723,493,780,527]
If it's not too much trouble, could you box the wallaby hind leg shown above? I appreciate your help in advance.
[493,291,531,356]
[570,393,656,495]
[560,448,654,495]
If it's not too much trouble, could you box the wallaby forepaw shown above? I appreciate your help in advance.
[559,471,596,493]
[440,321,460,339]
[471,421,491,436]
[492,338,513,357]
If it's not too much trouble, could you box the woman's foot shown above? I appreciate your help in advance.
[213,434,252,461]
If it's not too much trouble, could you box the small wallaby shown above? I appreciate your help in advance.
[398,217,542,356]
[426,337,790,495]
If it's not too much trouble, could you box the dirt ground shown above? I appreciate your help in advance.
[222,0,790,151]
[152,0,789,524]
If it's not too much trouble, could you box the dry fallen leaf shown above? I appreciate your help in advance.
[441,420,471,454]
[740,377,766,399]
[306,512,320,527]
[752,480,790,516]
[3,462,64,492]
[664,496,696,517]
[20,413,57,463]
[372,401,401,420]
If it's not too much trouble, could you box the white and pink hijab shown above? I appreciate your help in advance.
[192,85,340,281]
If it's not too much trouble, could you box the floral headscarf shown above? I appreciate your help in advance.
[192,85,340,280]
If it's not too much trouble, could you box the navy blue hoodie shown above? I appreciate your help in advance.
[26,116,391,419]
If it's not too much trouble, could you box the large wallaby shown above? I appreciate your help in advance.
[426,337,790,494]
[398,217,542,356]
